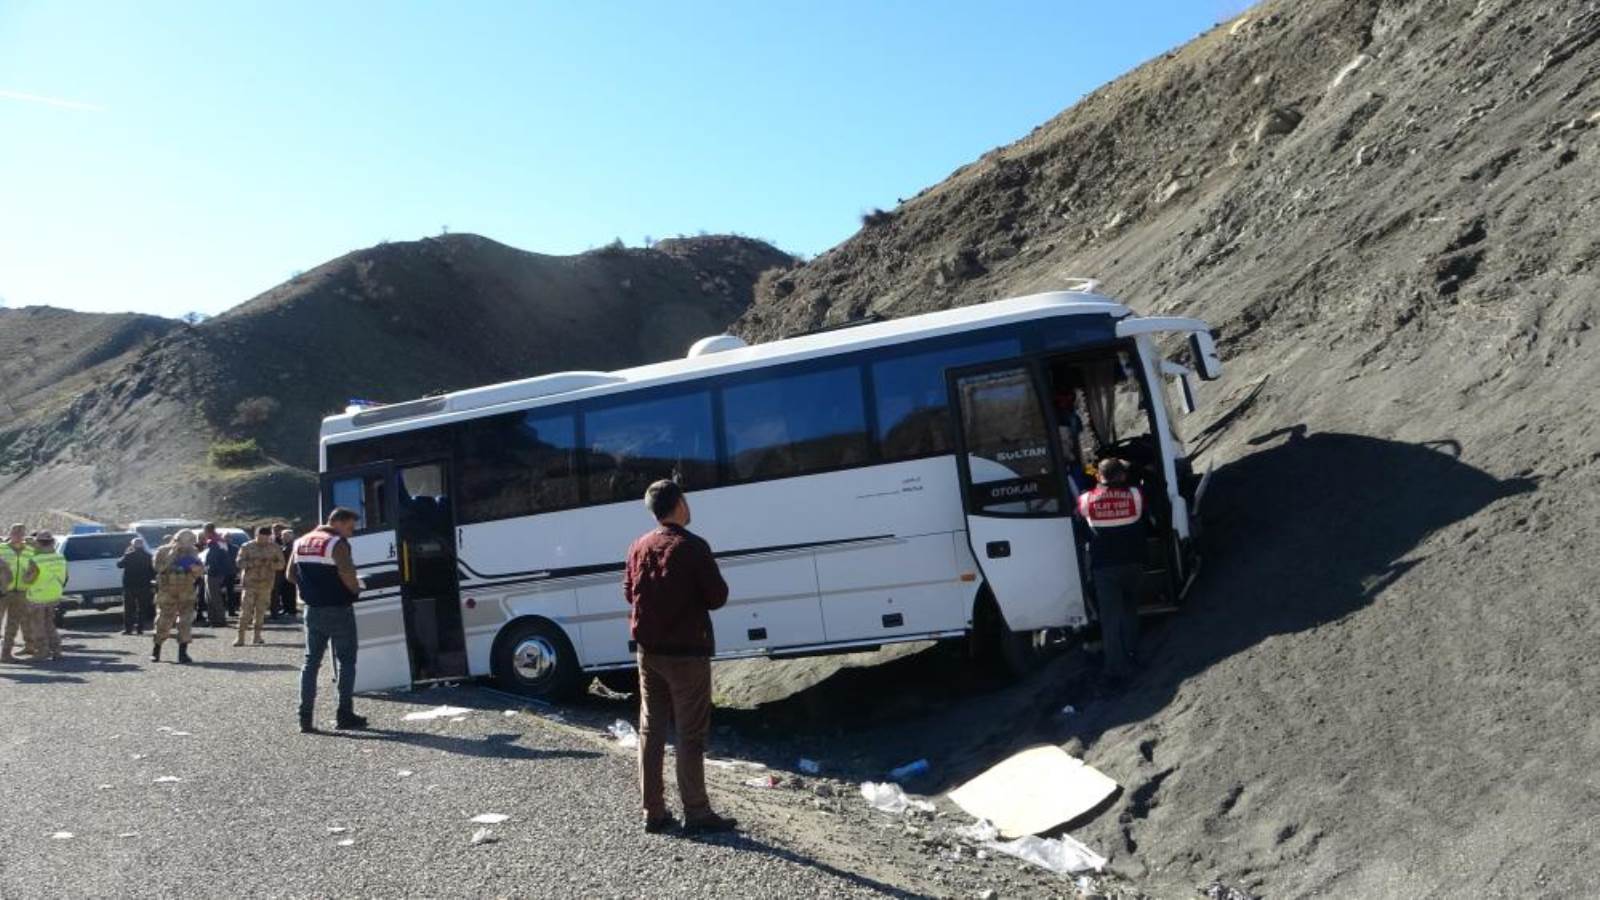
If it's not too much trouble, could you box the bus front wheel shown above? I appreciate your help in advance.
[493,619,590,701]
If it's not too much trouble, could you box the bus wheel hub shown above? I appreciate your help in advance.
[513,638,558,682]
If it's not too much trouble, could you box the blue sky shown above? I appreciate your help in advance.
[0,2,1240,318]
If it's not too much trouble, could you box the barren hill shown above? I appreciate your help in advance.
[736,0,1600,896]
[0,233,793,526]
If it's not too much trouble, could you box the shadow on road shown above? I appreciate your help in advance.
[331,727,601,762]
[682,831,923,898]
[690,428,1536,790]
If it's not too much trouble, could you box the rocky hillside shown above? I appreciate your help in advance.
[738,0,1600,896]
[0,234,793,526]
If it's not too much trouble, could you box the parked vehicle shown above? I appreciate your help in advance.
[130,519,206,550]
[57,531,141,620]
[316,287,1222,699]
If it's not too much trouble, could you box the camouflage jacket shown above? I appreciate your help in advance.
[153,545,201,593]
[237,541,285,587]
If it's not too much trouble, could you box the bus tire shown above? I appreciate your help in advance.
[492,619,589,701]
[596,669,639,696]
[998,623,1053,679]
[973,588,1053,678]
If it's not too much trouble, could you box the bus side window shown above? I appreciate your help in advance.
[871,339,1020,462]
[329,474,388,532]
[722,365,869,482]
[457,410,580,523]
[584,390,716,505]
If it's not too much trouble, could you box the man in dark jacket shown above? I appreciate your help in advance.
[1076,457,1149,681]
[623,479,736,835]
[287,510,366,734]
[200,524,235,627]
[116,537,156,635]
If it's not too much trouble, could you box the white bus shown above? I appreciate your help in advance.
[317,287,1222,699]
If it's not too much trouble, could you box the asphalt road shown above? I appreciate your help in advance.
[0,610,925,899]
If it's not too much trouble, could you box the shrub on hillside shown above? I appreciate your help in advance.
[210,438,264,469]
[231,396,280,428]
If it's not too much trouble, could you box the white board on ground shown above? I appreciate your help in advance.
[947,745,1117,839]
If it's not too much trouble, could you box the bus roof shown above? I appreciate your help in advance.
[321,289,1130,442]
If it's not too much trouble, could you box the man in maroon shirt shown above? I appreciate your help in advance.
[623,479,737,835]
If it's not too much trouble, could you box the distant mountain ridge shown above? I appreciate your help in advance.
[0,233,795,525]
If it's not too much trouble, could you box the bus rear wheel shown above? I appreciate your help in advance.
[492,620,590,701]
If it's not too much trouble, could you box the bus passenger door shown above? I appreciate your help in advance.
[394,460,468,683]
[947,363,1088,631]
[319,463,411,693]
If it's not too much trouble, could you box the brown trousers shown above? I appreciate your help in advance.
[1,590,33,655]
[637,651,714,822]
[29,604,61,656]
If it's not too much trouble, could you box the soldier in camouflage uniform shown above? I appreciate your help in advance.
[152,529,204,664]
[234,525,285,647]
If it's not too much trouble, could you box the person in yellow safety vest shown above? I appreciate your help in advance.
[1,523,38,662]
[22,531,68,661]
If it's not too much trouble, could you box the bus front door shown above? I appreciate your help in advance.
[394,460,468,682]
[948,363,1089,635]
[319,463,412,692]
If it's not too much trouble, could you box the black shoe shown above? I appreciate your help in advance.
[644,814,679,834]
[299,712,318,734]
[150,642,162,663]
[176,644,193,665]
[683,813,738,835]
[335,711,369,730]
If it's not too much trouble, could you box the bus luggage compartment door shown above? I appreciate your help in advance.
[948,363,1087,631]
[320,463,413,693]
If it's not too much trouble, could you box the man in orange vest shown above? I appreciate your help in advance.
[1076,457,1149,681]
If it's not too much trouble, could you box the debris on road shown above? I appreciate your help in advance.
[396,770,414,778]
[744,775,781,788]
[947,746,1116,838]
[860,781,935,815]
[707,758,768,771]
[503,710,518,717]
[116,832,138,839]
[49,831,74,840]
[983,834,1105,876]
[607,720,638,749]
[402,705,474,721]
[336,838,355,847]
[471,828,499,846]
[955,819,999,842]
[888,759,930,781]
[153,776,182,784]
[328,826,350,834]
[470,813,510,825]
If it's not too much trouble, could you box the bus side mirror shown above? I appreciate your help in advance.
[1189,331,1223,381]
[1176,373,1198,415]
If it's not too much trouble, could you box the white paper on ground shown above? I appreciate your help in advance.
[859,781,935,815]
[607,720,638,749]
[402,705,474,721]
[947,745,1117,838]
[50,832,74,840]
[471,828,498,845]
[153,776,182,784]
[985,834,1106,875]
[470,813,510,824]
[336,839,355,847]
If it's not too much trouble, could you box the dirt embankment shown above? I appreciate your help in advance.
[726,0,1600,896]
[0,233,795,527]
